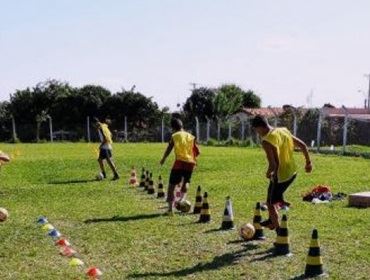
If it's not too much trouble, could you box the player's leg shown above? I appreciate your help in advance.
[97,149,106,178]
[105,150,119,180]
[262,180,279,229]
[167,170,182,214]
[280,174,297,209]
[179,170,193,201]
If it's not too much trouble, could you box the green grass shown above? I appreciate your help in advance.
[0,143,370,279]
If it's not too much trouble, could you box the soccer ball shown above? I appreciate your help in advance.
[239,223,255,241]
[0,208,9,222]
[175,200,192,213]
[96,173,104,181]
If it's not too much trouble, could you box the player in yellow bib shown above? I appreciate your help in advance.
[94,118,119,180]
[160,118,200,215]
[251,115,312,230]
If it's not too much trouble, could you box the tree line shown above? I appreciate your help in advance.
[0,80,261,142]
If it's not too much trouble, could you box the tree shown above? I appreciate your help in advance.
[241,90,261,108]
[183,87,216,122]
[214,84,244,120]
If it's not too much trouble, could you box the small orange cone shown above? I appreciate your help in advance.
[129,167,138,187]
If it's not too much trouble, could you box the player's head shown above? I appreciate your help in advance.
[251,115,270,136]
[171,118,183,131]
[93,117,100,127]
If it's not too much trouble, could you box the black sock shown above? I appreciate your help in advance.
[102,171,106,178]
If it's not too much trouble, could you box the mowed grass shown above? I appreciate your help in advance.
[0,143,370,280]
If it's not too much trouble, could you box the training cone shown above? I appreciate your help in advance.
[144,170,150,191]
[304,229,326,278]
[69,257,84,267]
[129,167,138,187]
[59,246,77,257]
[86,267,103,279]
[55,238,71,247]
[37,216,48,225]
[198,192,211,223]
[147,172,155,194]
[221,196,235,230]
[139,168,145,188]
[252,202,266,240]
[274,214,291,256]
[48,229,61,239]
[157,175,165,198]
[193,186,203,214]
[42,223,55,232]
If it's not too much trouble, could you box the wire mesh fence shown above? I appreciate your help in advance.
[3,108,370,157]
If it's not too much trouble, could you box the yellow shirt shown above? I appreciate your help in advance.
[98,123,113,147]
[262,127,296,183]
[172,130,196,163]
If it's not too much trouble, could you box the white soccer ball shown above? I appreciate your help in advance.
[239,223,255,241]
[0,208,9,222]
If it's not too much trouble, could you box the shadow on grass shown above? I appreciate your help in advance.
[128,248,249,278]
[49,179,97,185]
[84,213,162,224]
[250,247,281,262]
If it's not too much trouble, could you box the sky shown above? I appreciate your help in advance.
[1,0,370,110]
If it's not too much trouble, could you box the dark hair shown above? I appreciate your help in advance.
[251,115,269,128]
[171,118,183,131]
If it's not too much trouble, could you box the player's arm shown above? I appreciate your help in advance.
[292,136,312,173]
[262,141,279,180]
[160,139,174,165]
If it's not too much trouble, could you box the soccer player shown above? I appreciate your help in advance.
[251,115,312,230]
[160,118,200,215]
[94,118,119,180]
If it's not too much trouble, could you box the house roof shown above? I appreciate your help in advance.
[242,107,285,118]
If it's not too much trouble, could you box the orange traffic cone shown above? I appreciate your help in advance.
[129,167,138,187]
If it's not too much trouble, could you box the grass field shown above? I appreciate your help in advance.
[0,143,370,279]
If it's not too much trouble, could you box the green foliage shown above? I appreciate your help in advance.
[183,87,216,122]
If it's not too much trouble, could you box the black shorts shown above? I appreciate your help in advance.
[99,148,112,160]
[267,174,296,204]
[169,169,193,185]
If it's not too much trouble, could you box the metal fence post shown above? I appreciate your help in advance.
[11,115,17,142]
[87,116,91,142]
[206,117,210,142]
[161,116,164,143]
[316,109,323,152]
[241,119,245,141]
[228,120,232,140]
[342,106,349,154]
[293,111,297,136]
[124,116,128,142]
[195,117,200,141]
[217,119,221,143]
[48,116,53,142]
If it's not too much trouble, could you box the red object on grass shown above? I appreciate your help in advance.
[86,267,103,278]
